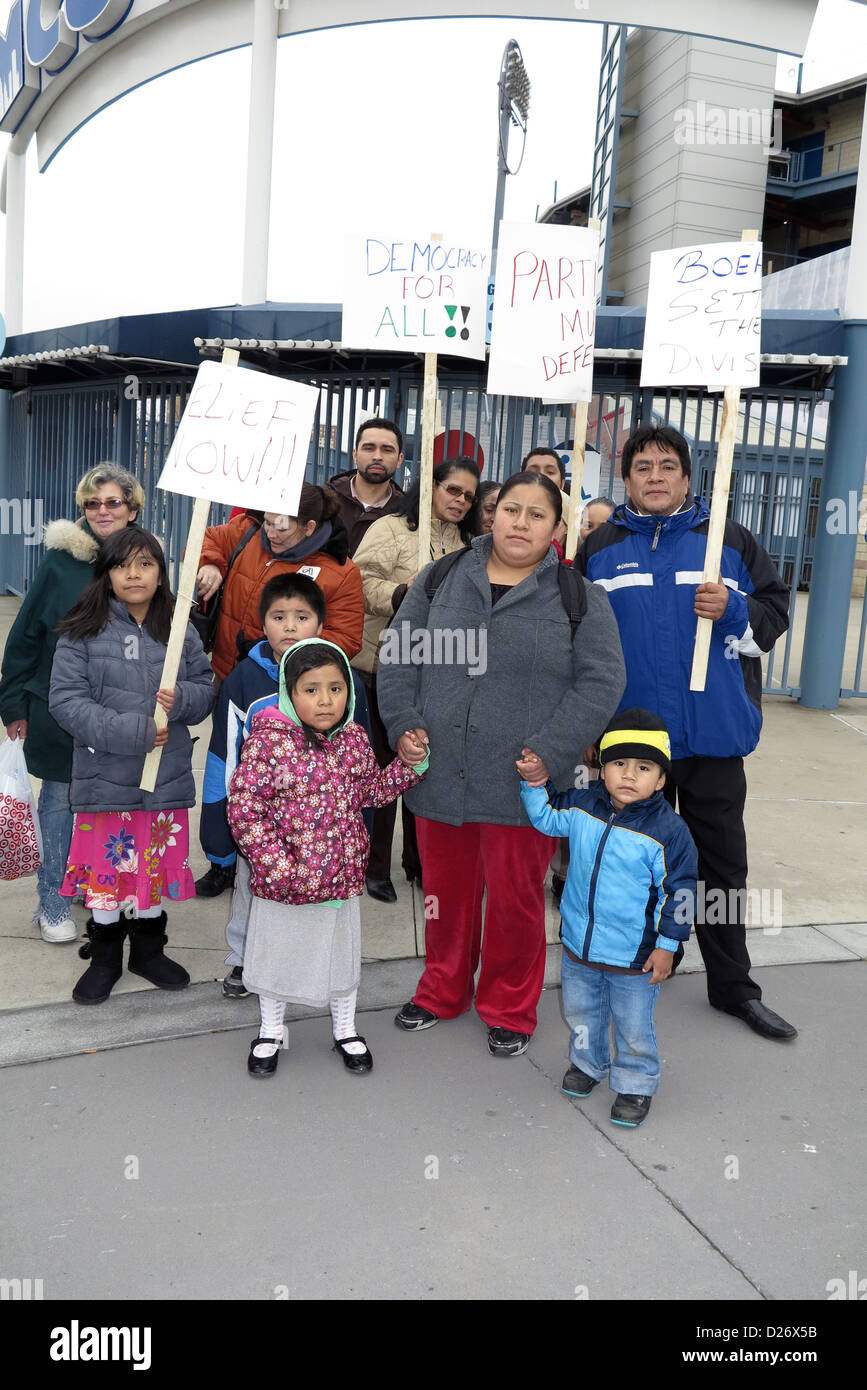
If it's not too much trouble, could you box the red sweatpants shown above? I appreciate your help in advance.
[414,817,553,1035]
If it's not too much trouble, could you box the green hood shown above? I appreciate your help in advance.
[278,638,355,738]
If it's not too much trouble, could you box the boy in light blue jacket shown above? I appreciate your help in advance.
[519,709,697,1128]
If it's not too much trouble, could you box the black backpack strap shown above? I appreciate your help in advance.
[227,520,260,572]
[556,561,587,642]
[423,548,468,601]
[423,547,586,641]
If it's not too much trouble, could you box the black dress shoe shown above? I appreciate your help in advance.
[195,863,234,898]
[247,1036,281,1077]
[333,1035,373,1074]
[715,998,798,1040]
[366,876,397,904]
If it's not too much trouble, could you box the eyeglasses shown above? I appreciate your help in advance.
[83,497,126,512]
[439,483,476,505]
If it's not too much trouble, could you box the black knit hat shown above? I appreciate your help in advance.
[599,708,672,774]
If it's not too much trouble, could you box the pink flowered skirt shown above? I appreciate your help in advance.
[60,809,195,911]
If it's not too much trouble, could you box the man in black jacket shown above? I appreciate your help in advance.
[326,418,405,557]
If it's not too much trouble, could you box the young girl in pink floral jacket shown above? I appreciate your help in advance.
[227,638,428,1079]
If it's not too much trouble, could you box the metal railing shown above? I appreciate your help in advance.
[4,367,864,699]
[768,135,861,184]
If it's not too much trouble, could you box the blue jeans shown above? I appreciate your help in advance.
[36,780,75,926]
[561,953,661,1097]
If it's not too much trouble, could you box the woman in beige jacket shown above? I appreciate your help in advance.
[352,457,480,899]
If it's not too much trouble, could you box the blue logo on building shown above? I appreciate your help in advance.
[0,0,134,133]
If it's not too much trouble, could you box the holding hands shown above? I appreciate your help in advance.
[397,728,429,767]
[516,746,549,787]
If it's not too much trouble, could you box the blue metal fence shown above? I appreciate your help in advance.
[3,367,863,699]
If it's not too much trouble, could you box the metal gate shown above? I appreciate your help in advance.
[5,367,861,698]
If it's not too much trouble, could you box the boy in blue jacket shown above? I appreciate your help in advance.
[198,573,369,997]
[519,709,697,1127]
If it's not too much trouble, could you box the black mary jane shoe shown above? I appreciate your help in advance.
[247,1035,282,1078]
[333,1035,373,1075]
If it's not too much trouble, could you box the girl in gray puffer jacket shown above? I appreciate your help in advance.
[49,527,215,1004]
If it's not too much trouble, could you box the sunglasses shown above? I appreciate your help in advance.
[83,497,126,512]
[439,482,476,505]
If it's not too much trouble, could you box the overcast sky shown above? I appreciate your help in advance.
[1,0,866,335]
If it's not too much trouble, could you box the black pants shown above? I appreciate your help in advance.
[664,756,761,1009]
[357,670,421,882]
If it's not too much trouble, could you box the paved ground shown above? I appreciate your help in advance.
[1,593,865,1311]
[3,963,863,1304]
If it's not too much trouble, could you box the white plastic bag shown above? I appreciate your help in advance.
[0,737,43,880]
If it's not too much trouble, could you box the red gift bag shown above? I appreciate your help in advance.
[0,737,43,880]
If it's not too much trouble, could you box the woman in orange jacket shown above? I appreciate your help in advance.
[196,484,364,683]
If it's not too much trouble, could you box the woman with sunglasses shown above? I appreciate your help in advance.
[0,464,144,944]
[352,457,480,901]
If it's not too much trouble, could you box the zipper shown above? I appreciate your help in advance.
[581,810,617,960]
[651,521,663,551]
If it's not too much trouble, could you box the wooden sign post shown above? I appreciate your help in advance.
[565,218,601,563]
[640,229,762,691]
[140,349,318,792]
[416,350,437,570]
[689,228,759,691]
[140,347,238,792]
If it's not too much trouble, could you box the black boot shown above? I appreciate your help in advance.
[127,912,190,990]
[73,919,126,1005]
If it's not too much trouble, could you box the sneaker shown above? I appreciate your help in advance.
[394,1001,439,1031]
[610,1093,652,1127]
[39,915,77,944]
[195,863,234,898]
[222,966,249,999]
[561,1065,599,1098]
[487,1026,530,1057]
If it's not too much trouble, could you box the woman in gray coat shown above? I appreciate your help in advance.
[376,472,626,1056]
[50,527,215,1005]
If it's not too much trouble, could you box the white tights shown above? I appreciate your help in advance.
[252,989,365,1059]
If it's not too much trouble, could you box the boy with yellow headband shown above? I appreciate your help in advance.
[519,709,697,1127]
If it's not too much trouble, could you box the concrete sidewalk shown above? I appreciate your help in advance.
[1,962,863,1301]
[2,691,865,1019]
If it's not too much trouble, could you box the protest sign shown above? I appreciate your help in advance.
[342,234,489,360]
[143,351,318,790]
[486,222,599,403]
[641,239,762,391]
[155,359,319,518]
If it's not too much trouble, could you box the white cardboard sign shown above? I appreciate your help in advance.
[486,222,599,403]
[342,233,489,360]
[641,240,763,390]
[156,361,318,515]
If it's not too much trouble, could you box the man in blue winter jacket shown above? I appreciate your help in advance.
[576,423,796,1041]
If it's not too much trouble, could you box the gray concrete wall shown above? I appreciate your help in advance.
[610,30,775,304]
